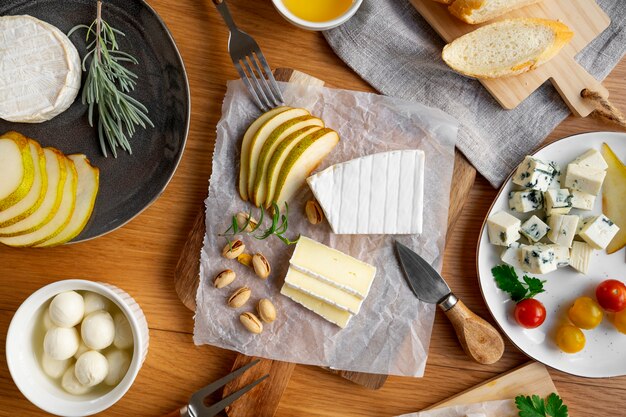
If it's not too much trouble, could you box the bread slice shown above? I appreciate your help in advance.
[442,18,573,79]
[449,0,542,24]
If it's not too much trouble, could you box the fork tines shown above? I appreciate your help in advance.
[234,49,284,112]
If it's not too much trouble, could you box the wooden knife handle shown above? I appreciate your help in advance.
[443,299,504,365]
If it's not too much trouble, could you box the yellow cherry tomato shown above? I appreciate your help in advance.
[614,309,626,334]
[568,296,604,329]
[555,324,586,353]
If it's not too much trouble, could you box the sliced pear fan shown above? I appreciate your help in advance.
[0,132,35,210]
[602,143,626,254]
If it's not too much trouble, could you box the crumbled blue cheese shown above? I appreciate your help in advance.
[547,214,579,248]
[570,190,596,210]
[508,190,543,212]
[521,245,558,274]
[548,161,561,189]
[520,215,550,242]
[500,246,525,269]
[487,211,521,246]
[512,156,555,192]
[544,188,572,215]
[569,241,593,274]
[573,149,608,170]
[578,214,620,250]
[565,164,606,195]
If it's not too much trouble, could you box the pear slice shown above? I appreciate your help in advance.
[273,128,340,209]
[239,107,289,201]
[247,107,309,199]
[602,143,626,254]
[0,148,66,237]
[264,125,324,207]
[251,116,324,206]
[0,132,35,210]
[0,156,77,247]
[0,140,48,227]
[37,155,99,247]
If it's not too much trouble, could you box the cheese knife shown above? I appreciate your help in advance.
[395,241,504,364]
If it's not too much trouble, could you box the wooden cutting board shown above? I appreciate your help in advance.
[174,68,477,417]
[426,361,558,411]
[410,0,611,117]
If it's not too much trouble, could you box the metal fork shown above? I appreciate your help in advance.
[213,0,284,111]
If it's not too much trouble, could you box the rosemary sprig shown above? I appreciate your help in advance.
[220,203,299,246]
[68,0,153,157]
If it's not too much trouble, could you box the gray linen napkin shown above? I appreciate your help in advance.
[324,0,626,186]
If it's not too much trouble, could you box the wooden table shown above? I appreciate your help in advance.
[1,1,624,416]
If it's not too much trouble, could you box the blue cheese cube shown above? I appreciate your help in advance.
[512,156,555,192]
[570,241,593,274]
[570,190,596,210]
[565,164,606,196]
[548,161,561,189]
[508,190,543,212]
[573,149,608,170]
[579,215,620,250]
[544,189,572,215]
[577,216,592,235]
[521,245,558,274]
[547,214,579,248]
[520,215,550,242]
[487,211,521,246]
[501,246,524,269]
[540,244,570,267]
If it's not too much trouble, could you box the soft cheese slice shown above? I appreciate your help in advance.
[280,284,352,328]
[307,150,425,235]
[0,15,81,123]
[284,268,363,314]
[290,236,377,299]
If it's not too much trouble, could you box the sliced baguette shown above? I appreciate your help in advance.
[442,18,573,79]
[449,0,542,24]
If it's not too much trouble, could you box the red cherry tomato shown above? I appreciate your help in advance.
[596,279,626,313]
[514,298,546,329]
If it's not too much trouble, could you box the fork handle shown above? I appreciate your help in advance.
[213,0,239,32]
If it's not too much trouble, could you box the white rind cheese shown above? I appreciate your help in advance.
[307,150,425,235]
[280,284,352,328]
[0,15,81,123]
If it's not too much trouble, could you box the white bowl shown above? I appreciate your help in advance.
[6,280,149,417]
[271,0,363,31]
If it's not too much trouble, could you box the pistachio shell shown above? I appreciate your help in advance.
[305,200,324,225]
[240,312,263,334]
[213,270,236,289]
[252,253,271,279]
[222,240,245,259]
[257,298,276,323]
[227,286,251,308]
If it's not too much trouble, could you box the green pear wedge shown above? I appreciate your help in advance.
[264,125,323,207]
[0,139,47,227]
[247,107,309,199]
[251,115,324,206]
[0,131,35,210]
[239,106,288,201]
[37,154,99,247]
[0,148,67,237]
[272,128,340,209]
[0,156,77,247]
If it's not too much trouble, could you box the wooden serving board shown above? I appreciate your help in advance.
[410,0,611,117]
[173,68,476,416]
[426,361,558,411]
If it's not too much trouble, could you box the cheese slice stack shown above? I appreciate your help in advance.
[307,150,425,235]
[280,236,376,328]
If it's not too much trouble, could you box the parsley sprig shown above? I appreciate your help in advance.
[515,393,568,417]
[219,203,299,245]
[492,264,545,302]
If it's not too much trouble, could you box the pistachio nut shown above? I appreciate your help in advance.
[237,253,253,268]
[257,298,277,323]
[236,212,258,232]
[227,286,251,308]
[252,253,271,279]
[222,239,245,259]
[213,269,236,289]
[239,312,263,334]
[305,200,324,225]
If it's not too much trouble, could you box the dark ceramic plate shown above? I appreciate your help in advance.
[0,0,190,242]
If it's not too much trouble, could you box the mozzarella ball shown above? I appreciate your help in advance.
[75,351,109,387]
[81,311,114,350]
[62,365,91,395]
[44,327,80,360]
[74,340,91,359]
[49,291,84,328]
[104,349,131,386]
[83,292,109,315]
[113,313,133,349]
[42,309,55,331]
[41,353,71,379]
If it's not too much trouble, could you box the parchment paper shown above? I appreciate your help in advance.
[193,80,458,377]
[398,399,517,417]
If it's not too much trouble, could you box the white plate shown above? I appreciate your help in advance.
[477,132,626,378]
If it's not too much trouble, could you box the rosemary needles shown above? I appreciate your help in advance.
[69,0,153,157]
[220,203,300,246]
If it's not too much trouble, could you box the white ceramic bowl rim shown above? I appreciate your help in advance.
[6,279,146,417]
[271,0,363,30]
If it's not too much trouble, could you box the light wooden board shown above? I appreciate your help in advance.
[410,0,611,116]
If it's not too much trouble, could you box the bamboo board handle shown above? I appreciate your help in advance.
[443,299,504,365]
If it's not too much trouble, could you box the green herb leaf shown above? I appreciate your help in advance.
[220,203,297,245]
[515,393,568,417]
[491,264,545,302]
[523,275,546,299]
[545,393,568,417]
